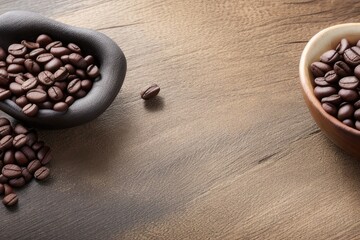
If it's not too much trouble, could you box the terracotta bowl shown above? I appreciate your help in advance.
[299,23,360,158]
[0,11,126,128]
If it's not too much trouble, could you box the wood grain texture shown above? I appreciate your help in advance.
[1,0,360,239]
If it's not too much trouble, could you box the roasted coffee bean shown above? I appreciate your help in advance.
[356,121,360,130]
[36,34,52,47]
[21,168,32,182]
[54,66,68,81]
[141,84,161,100]
[314,77,330,87]
[84,55,94,65]
[69,53,87,69]
[36,85,47,91]
[34,166,50,181]
[321,94,342,105]
[21,40,39,49]
[354,65,360,79]
[354,108,360,120]
[3,184,12,195]
[6,54,14,64]
[320,49,340,64]
[27,159,41,174]
[60,55,69,63]
[324,70,339,84]
[37,146,52,165]
[29,48,46,58]
[24,59,41,74]
[0,48,6,61]
[26,89,47,103]
[32,141,44,152]
[14,124,28,135]
[344,46,360,65]
[322,102,337,116]
[2,164,21,178]
[9,82,25,96]
[0,61,6,69]
[338,88,358,102]
[24,54,30,59]
[53,102,69,112]
[4,150,14,165]
[68,43,81,53]
[64,64,75,74]
[342,119,355,128]
[54,81,67,91]
[20,145,36,160]
[0,69,9,86]
[336,38,350,54]
[22,103,38,117]
[87,64,100,78]
[8,43,27,56]
[338,103,355,120]
[81,79,93,91]
[67,78,81,94]
[39,101,53,109]
[0,118,9,127]
[45,58,63,72]
[50,47,71,57]
[22,77,38,91]
[13,134,28,149]
[3,193,18,206]
[0,125,11,137]
[15,75,26,84]
[26,131,38,146]
[67,74,77,81]
[7,64,25,73]
[65,95,75,106]
[48,86,64,101]
[38,70,54,85]
[0,175,8,184]
[24,72,34,79]
[0,88,11,100]
[13,58,25,65]
[339,76,359,89]
[0,135,13,151]
[8,177,25,188]
[15,151,28,166]
[76,69,87,79]
[36,53,54,63]
[74,89,87,98]
[45,41,62,51]
[354,100,360,109]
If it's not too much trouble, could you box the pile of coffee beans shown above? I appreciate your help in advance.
[0,117,51,206]
[310,38,360,130]
[0,34,100,117]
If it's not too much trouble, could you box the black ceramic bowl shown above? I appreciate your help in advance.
[0,11,126,128]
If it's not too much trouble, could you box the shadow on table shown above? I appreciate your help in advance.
[144,96,165,112]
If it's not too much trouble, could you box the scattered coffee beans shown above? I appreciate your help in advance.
[140,83,160,100]
[310,38,360,131]
[0,117,51,207]
[0,34,101,117]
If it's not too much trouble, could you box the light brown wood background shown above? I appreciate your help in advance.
[1,0,360,239]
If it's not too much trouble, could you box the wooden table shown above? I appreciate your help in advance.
[2,0,360,239]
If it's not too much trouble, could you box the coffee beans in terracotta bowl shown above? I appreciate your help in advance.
[299,23,360,158]
[0,11,126,128]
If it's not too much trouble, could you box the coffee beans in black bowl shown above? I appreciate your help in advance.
[0,11,126,128]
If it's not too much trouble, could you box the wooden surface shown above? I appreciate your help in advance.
[1,0,360,239]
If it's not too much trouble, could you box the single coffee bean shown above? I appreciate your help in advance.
[36,53,54,63]
[338,88,359,102]
[4,150,14,165]
[50,47,71,57]
[81,79,93,91]
[339,76,360,89]
[36,85,47,91]
[0,69,9,86]
[2,193,18,206]
[0,47,6,61]
[37,146,52,165]
[45,41,62,51]
[54,66,69,81]
[67,78,81,94]
[9,82,25,96]
[322,102,337,116]
[64,64,75,74]
[354,108,360,120]
[15,75,26,84]
[321,94,342,105]
[54,81,67,91]
[13,58,25,64]
[342,119,355,128]
[44,58,63,73]
[338,103,355,121]
[344,46,360,65]
[21,40,40,49]
[8,177,25,188]
[14,124,28,135]
[67,74,77,81]
[0,117,9,127]
[48,86,64,101]
[356,121,360,130]
[324,70,339,84]
[314,77,330,87]
[8,43,27,56]
[53,102,69,112]
[38,70,54,85]
[24,59,41,74]
[6,54,14,64]
[3,184,12,195]
[24,54,30,59]
[68,43,81,53]
[0,125,11,137]
[141,84,161,100]
[84,55,95,65]
[69,53,87,69]
[0,135,13,151]
[38,101,53,109]
[87,64,100,78]
[336,38,350,54]
[27,159,41,174]
[32,141,44,152]
[34,166,50,181]
[354,99,360,109]
[36,34,52,46]
[26,131,38,146]
[7,64,25,73]
[29,48,46,58]
[354,65,360,79]
[0,175,8,184]
[0,61,6,68]
[60,55,69,63]
[74,89,87,98]
[21,168,32,182]
[24,72,35,79]
[26,89,47,103]
[320,49,340,64]
[76,69,87,79]
[15,151,28,166]
[20,145,36,160]
[2,164,22,178]
[13,134,28,149]
[22,103,38,117]
[0,88,11,101]
[22,77,38,91]
[64,95,75,106]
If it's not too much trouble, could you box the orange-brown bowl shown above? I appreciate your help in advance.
[299,23,360,158]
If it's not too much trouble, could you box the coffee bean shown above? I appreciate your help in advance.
[45,41,62,51]
[64,64,75,74]
[36,53,54,63]
[50,47,71,57]
[6,54,14,64]
[38,101,53,109]
[24,72,35,79]
[60,55,69,63]
[0,118,9,127]
[0,175,8,184]
[0,135,13,151]
[69,53,87,69]
[7,64,25,73]
[321,94,342,105]
[48,86,64,101]
[36,85,47,91]
[21,168,32,182]
[68,43,81,53]
[44,58,63,73]
[37,146,52,165]
[0,48,6,61]
[314,77,330,87]
[54,81,67,91]
[22,77,38,91]
[336,38,350,54]
[22,103,38,117]
[67,74,77,81]
[320,49,340,64]
[38,71,54,85]
[0,88,11,101]
[34,166,50,181]
[339,76,359,89]
[81,79,93,91]
[344,46,360,65]
[0,125,11,137]
[26,89,47,103]
[27,160,41,174]
[36,34,52,47]
[8,177,25,188]
[3,184,12,195]
[338,88,359,102]
[32,141,44,152]
[0,61,6,68]
[20,145,36,160]
[87,64,100,78]
[14,124,28,135]
[338,103,355,120]
[13,58,25,65]
[2,164,21,178]
[356,121,360,130]
[54,66,69,81]
[84,55,95,65]
[26,131,38,146]
[8,43,27,57]
[13,134,28,149]
[4,150,14,165]
[9,82,25,96]
[24,59,41,74]
[53,102,69,112]
[15,75,26,84]
[67,78,81,94]
[141,84,161,100]
[322,102,337,116]
[342,119,355,128]
[74,89,87,98]
[2,193,18,206]
[0,69,9,86]
[76,69,87,79]
[21,40,40,49]
[29,48,46,58]
[15,151,28,166]
[65,95,75,106]
[324,70,339,84]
